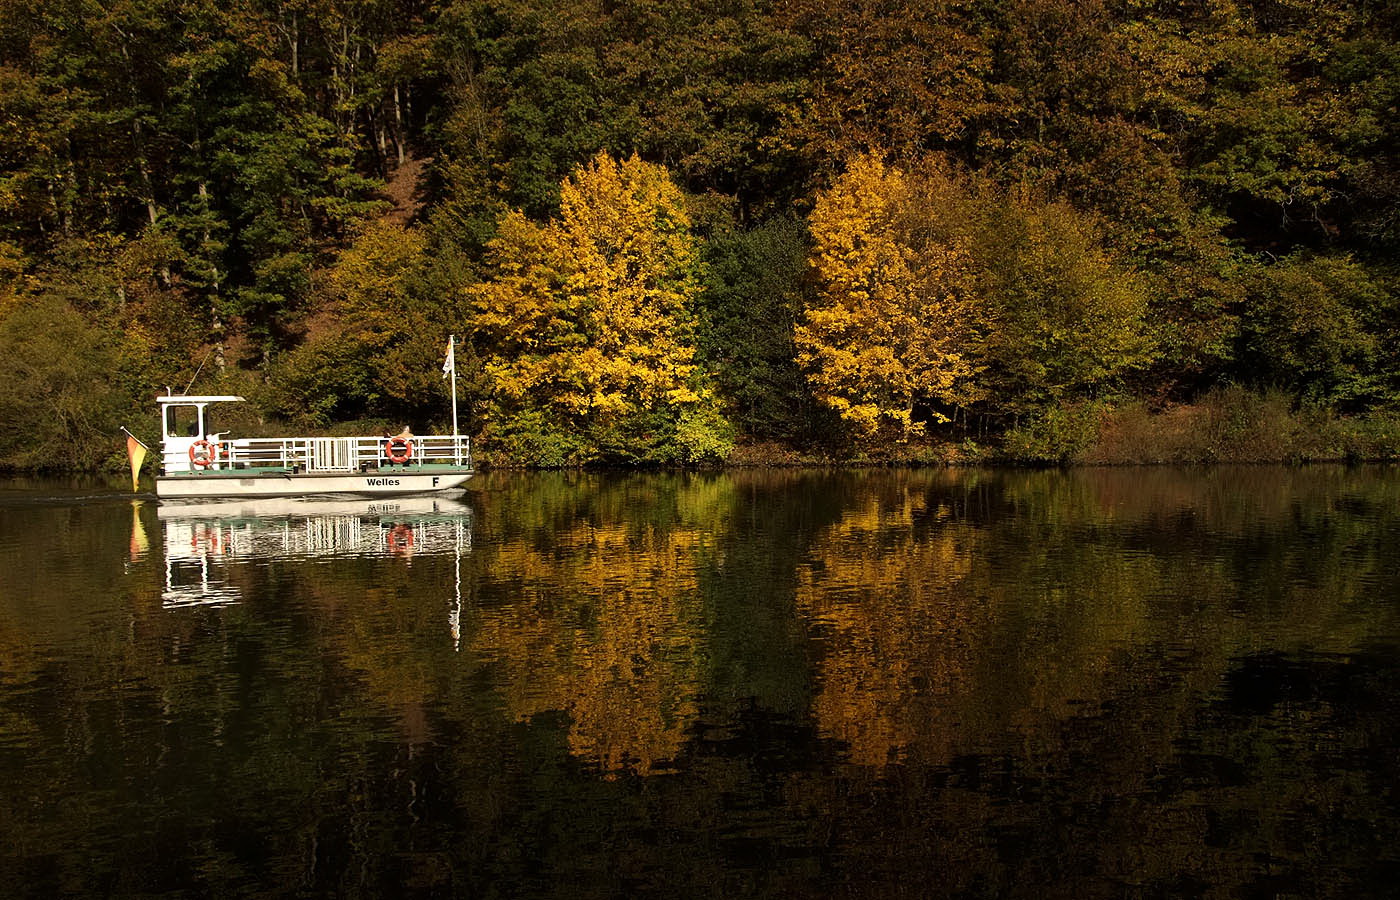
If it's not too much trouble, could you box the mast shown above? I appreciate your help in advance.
[449,335,460,465]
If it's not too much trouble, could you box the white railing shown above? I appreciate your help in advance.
[164,435,471,474]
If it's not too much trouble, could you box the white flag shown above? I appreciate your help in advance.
[441,335,455,379]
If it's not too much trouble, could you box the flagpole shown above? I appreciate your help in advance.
[449,335,460,465]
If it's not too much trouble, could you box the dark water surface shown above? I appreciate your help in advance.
[3,468,1400,898]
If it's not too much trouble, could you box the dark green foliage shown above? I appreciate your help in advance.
[696,216,816,441]
[485,408,590,467]
[970,188,1155,417]
[265,335,379,428]
[1238,253,1395,409]
[0,297,130,470]
[482,404,735,468]
[1000,401,1105,466]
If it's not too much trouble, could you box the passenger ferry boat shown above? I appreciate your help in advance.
[149,393,474,499]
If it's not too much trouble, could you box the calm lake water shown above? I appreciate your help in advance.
[2,467,1400,898]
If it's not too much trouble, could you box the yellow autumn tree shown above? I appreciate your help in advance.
[471,152,731,463]
[796,154,978,441]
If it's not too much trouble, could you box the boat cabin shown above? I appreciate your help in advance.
[159,395,245,474]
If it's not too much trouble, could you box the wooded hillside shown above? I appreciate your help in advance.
[1,0,1397,467]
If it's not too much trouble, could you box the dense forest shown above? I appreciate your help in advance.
[0,0,1397,469]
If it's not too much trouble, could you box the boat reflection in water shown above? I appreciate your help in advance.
[153,495,473,609]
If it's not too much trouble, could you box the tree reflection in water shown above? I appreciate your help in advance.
[1,467,1399,897]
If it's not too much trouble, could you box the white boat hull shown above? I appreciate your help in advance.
[156,469,474,499]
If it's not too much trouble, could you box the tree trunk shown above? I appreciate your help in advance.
[288,12,299,76]
[46,178,65,234]
[199,182,226,373]
[393,84,406,166]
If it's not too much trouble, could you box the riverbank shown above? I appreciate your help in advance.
[6,388,1400,475]
[726,389,1400,469]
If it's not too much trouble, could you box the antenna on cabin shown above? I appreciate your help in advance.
[183,349,214,395]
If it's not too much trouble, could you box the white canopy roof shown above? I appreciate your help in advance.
[157,395,246,404]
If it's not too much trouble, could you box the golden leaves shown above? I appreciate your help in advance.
[797,154,977,441]
[470,153,708,436]
[798,152,1155,432]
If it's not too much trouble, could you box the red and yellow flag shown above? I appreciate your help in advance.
[124,430,148,492]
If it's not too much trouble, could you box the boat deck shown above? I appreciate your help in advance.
[164,434,471,476]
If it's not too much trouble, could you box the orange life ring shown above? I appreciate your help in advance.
[189,439,219,468]
[386,524,415,554]
[384,436,413,464]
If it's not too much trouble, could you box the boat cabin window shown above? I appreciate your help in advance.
[164,405,204,438]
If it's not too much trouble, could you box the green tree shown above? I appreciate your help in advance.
[697,215,818,441]
[271,219,468,427]
[973,190,1156,416]
[0,296,130,469]
[1238,253,1396,409]
[798,154,1154,435]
